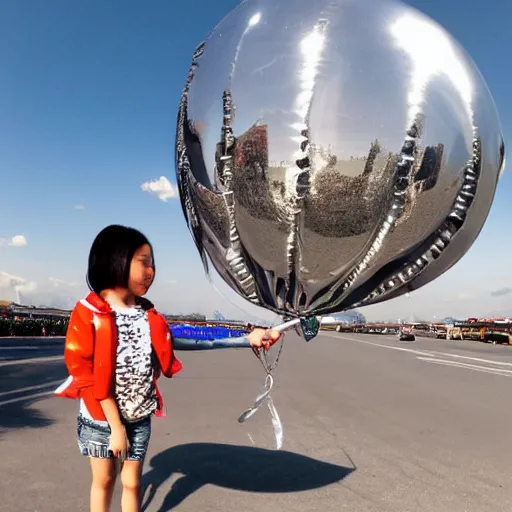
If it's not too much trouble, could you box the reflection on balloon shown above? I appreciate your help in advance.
[175,0,504,320]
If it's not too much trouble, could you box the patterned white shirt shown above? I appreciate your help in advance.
[113,305,158,422]
[79,305,157,424]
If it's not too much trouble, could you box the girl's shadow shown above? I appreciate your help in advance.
[141,442,355,511]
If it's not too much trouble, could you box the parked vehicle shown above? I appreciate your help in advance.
[435,327,447,339]
[398,329,415,342]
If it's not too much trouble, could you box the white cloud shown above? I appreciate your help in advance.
[49,277,78,287]
[491,287,512,298]
[0,275,87,308]
[141,176,178,202]
[0,235,27,247]
[73,204,85,210]
[10,235,27,247]
[0,271,38,302]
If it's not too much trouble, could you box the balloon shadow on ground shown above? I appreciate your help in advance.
[141,442,355,511]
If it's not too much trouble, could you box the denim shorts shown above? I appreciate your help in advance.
[77,414,152,462]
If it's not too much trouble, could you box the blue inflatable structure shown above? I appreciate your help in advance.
[169,323,248,342]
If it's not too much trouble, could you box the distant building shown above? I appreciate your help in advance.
[8,304,71,319]
[207,310,226,321]
[322,310,367,325]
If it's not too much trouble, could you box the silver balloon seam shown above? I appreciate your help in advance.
[314,115,424,315]
[352,135,482,308]
[176,40,262,307]
[218,89,259,303]
[284,20,329,314]
[176,41,206,258]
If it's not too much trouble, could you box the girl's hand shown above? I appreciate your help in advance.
[108,425,130,461]
[248,328,282,352]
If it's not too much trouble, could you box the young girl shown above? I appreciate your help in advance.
[54,224,281,512]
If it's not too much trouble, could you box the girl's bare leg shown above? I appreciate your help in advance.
[120,460,144,512]
[90,457,117,512]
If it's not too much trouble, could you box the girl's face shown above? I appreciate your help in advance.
[128,244,155,297]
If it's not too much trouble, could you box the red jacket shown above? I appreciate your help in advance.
[54,292,182,422]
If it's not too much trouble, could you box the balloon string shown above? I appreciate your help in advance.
[206,269,285,449]
[237,343,285,450]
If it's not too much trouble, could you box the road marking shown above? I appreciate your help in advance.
[0,346,40,351]
[0,390,52,407]
[324,333,512,368]
[324,333,435,357]
[0,355,63,368]
[419,350,512,368]
[0,379,64,399]
[416,357,512,377]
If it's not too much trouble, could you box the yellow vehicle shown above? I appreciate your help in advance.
[448,322,512,345]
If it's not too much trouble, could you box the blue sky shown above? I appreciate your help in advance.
[0,0,510,322]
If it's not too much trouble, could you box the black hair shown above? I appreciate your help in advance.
[86,224,155,294]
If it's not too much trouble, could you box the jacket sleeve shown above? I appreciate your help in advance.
[63,304,95,391]
[147,310,183,379]
[153,313,182,378]
[165,326,183,378]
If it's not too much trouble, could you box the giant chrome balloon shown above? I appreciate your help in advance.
[175,0,505,318]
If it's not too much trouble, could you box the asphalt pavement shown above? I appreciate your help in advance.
[1,332,512,511]
[0,340,63,363]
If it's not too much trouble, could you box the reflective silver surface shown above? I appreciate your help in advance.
[175,0,505,318]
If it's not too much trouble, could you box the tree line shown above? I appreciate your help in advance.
[0,317,69,337]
